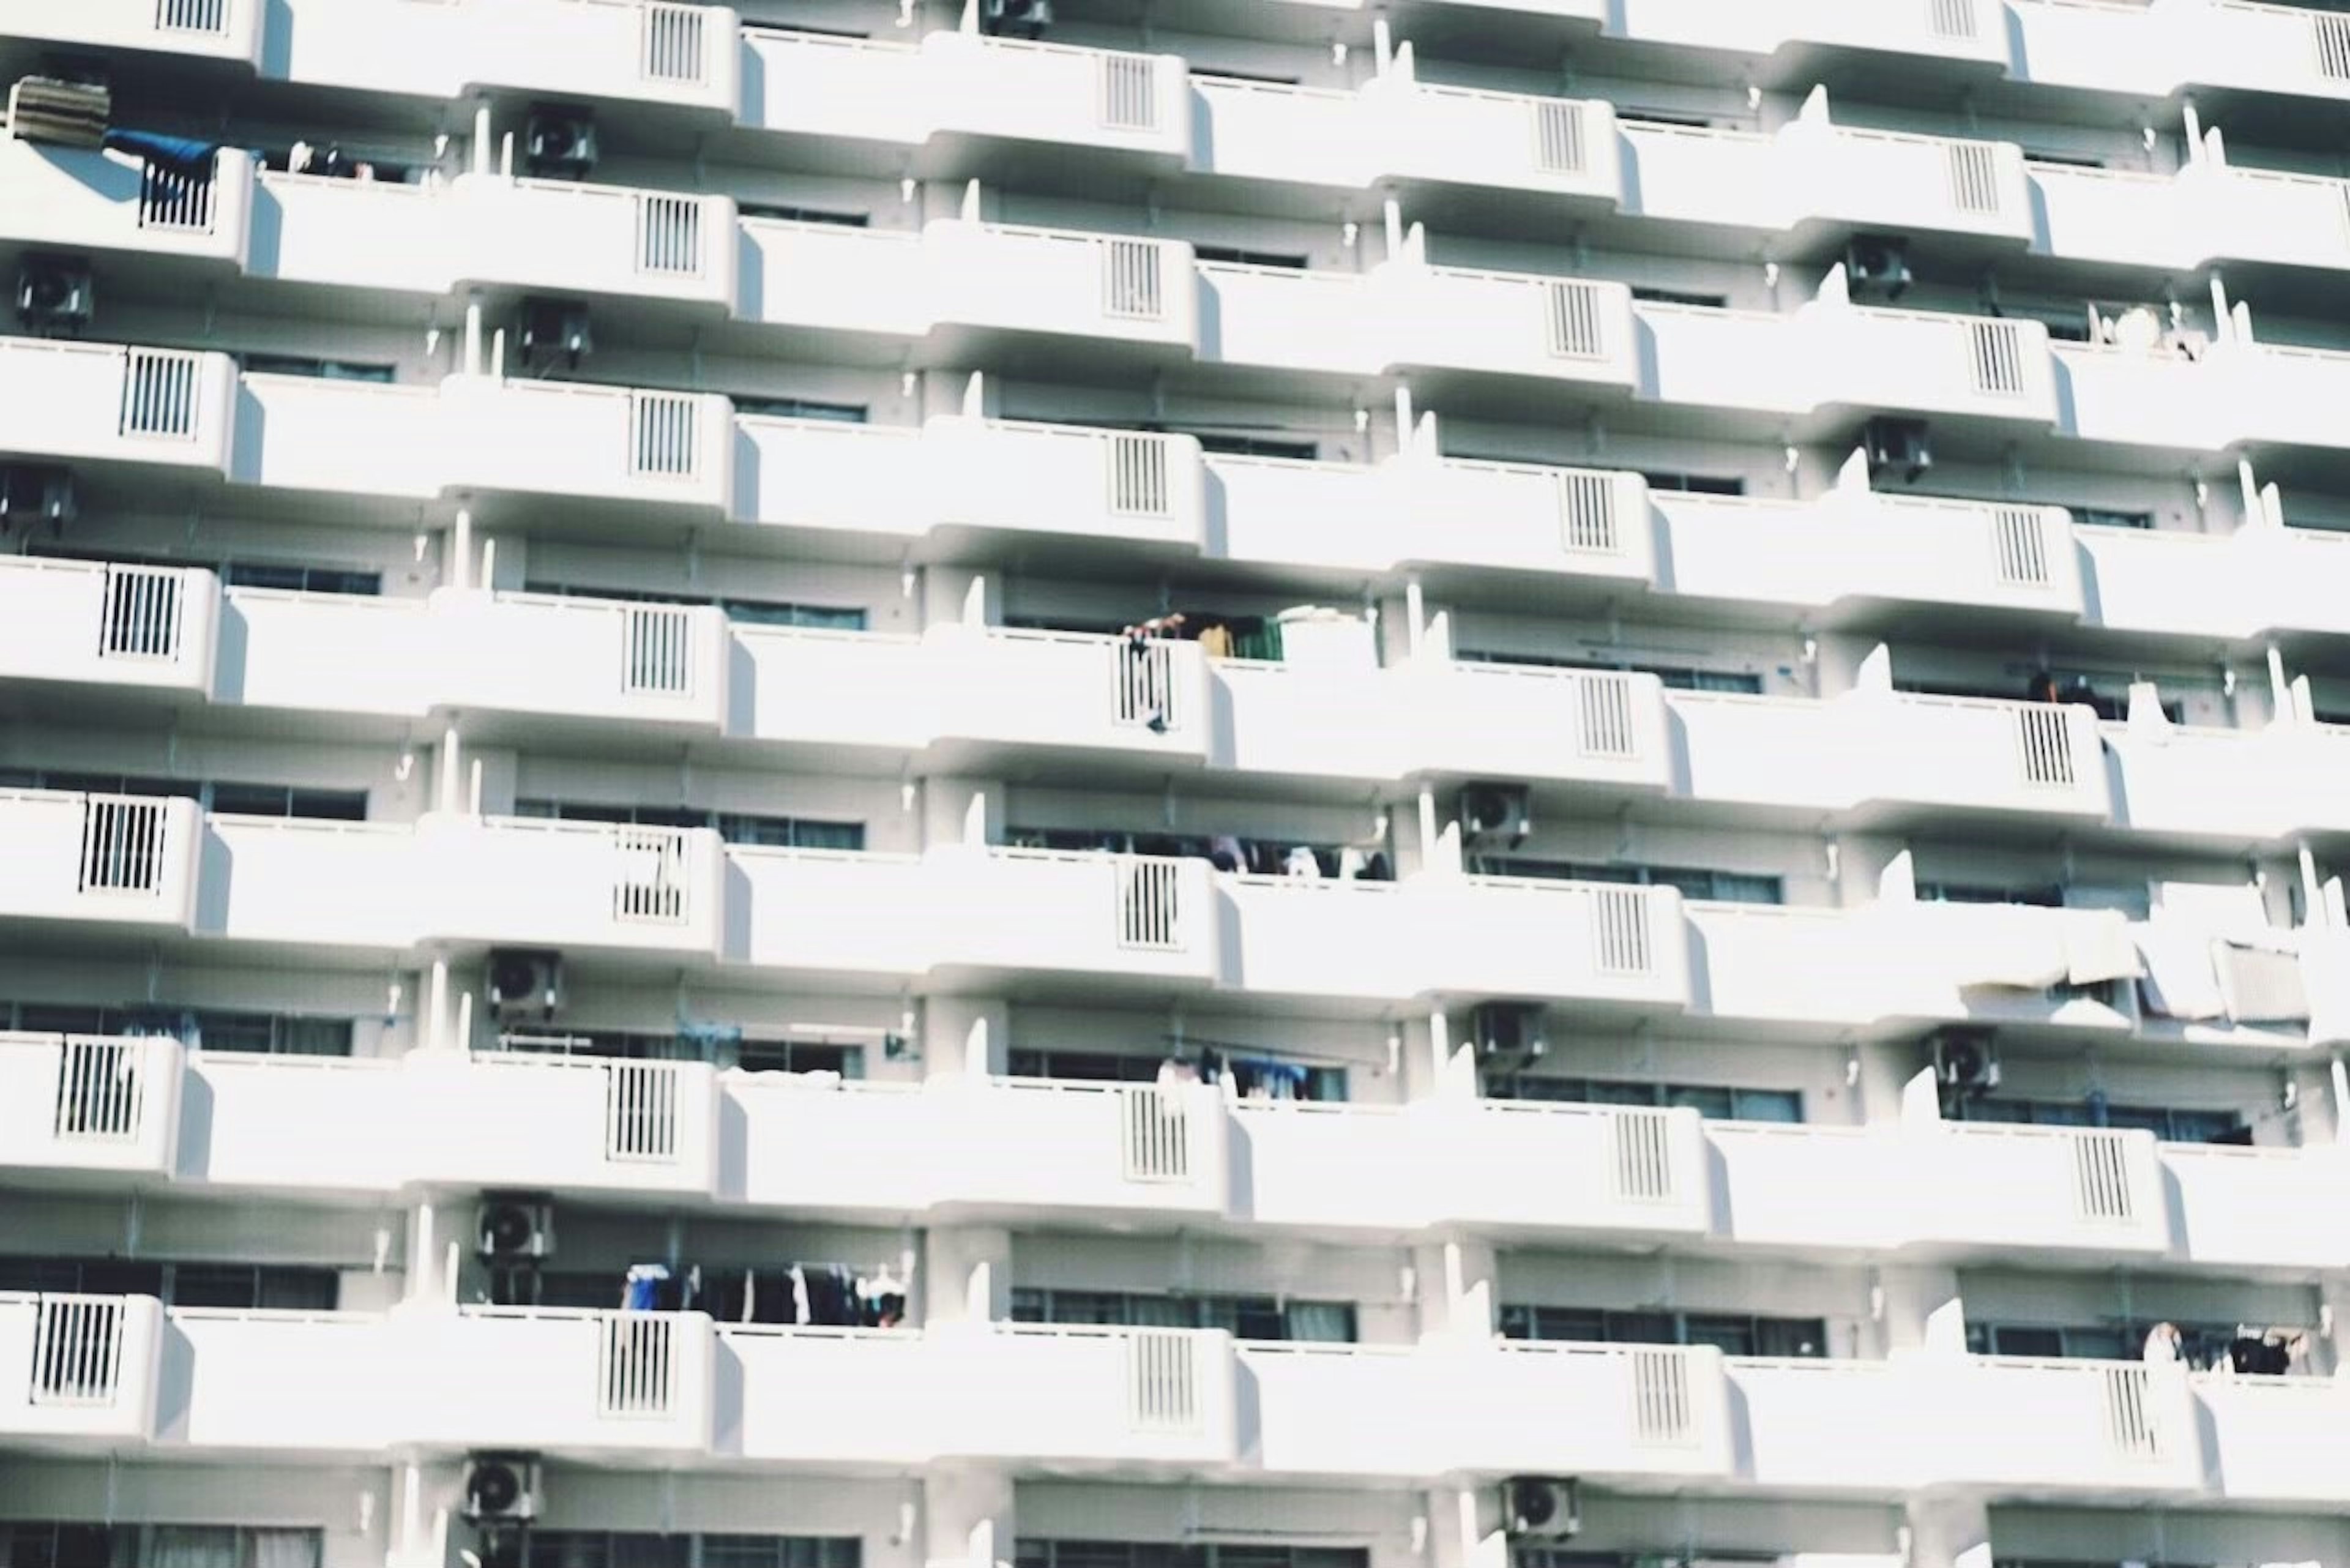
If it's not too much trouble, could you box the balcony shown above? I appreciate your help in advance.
[1930,1355,2203,1493]
[2197,1374,2350,1506]
[436,377,735,513]
[1732,1354,2204,1497]
[1910,1124,2169,1258]
[1427,1101,1712,1236]
[2184,0,2350,104]
[272,0,737,114]
[408,1308,716,1456]
[1416,877,1692,1007]
[1787,123,2034,251]
[0,1034,181,1182]
[927,222,1199,362]
[0,139,253,267]
[1813,306,2058,426]
[937,849,1224,989]
[739,29,1189,170]
[195,813,725,959]
[1410,665,1674,791]
[0,1293,164,1448]
[1657,491,2084,622]
[0,790,201,934]
[1398,458,1658,581]
[1240,1339,1731,1482]
[0,557,220,700]
[7,0,263,64]
[0,340,236,476]
[438,591,732,734]
[1367,81,1623,208]
[1389,267,1640,397]
[735,1076,1228,1220]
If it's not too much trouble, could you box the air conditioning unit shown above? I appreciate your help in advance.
[517,297,591,372]
[1459,781,1533,846]
[1844,234,1912,301]
[981,0,1053,37]
[1503,1477,1581,1540]
[1470,1001,1547,1064]
[0,464,76,536]
[15,253,94,332]
[1862,416,1933,485]
[487,948,562,1020]
[476,1193,555,1260]
[523,104,597,179]
[461,1453,542,1523]
[1931,1029,2000,1096]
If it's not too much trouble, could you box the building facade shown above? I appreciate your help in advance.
[6,3,2350,1568]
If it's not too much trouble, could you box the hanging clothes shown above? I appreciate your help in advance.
[101,128,220,177]
[622,1263,670,1312]
[1227,1055,1310,1101]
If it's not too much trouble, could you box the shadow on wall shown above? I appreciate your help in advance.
[172,1061,218,1181]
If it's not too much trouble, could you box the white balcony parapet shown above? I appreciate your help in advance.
[7,0,264,62]
[435,376,736,512]
[0,789,201,933]
[0,557,220,697]
[271,0,738,113]
[0,340,236,475]
[0,1033,182,1179]
[0,139,255,268]
[1912,1122,2170,1256]
[0,1293,165,1444]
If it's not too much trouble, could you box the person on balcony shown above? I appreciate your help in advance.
[2141,1321,2181,1364]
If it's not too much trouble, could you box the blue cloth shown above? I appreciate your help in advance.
[101,129,218,176]
[622,1263,670,1311]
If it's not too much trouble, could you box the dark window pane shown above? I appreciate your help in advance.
[207,783,291,816]
[190,1013,275,1053]
[1754,1317,1828,1357]
[288,790,368,821]
[1991,1325,2065,1358]
[171,1264,259,1309]
[1730,1088,1804,1124]
[1608,1311,1679,1345]
[1681,1315,1755,1356]
[256,1268,338,1311]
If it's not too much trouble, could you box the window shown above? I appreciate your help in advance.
[1917,881,2065,908]
[736,203,871,228]
[1632,287,1728,310]
[1479,859,1784,905]
[2022,149,2107,170]
[0,773,366,819]
[206,783,369,821]
[1615,108,1717,129]
[1008,1047,1348,1103]
[239,354,395,383]
[1017,1544,1368,1568]
[514,800,865,851]
[1963,1097,2247,1144]
[522,580,867,630]
[729,394,868,422]
[0,1002,351,1055]
[35,548,381,597]
[1190,431,1320,461]
[0,1258,336,1310]
[1193,244,1309,270]
[2073,506,2153,530]
[1501,1304,1826,1356]
[529,1540,855,1568]
[1188,66,1304,86]
[1011,1288,1357,1343]
[1966,1320,2241,1364]
[222,562,382,595]
[1496,1075,1802,1124]
[1639,470,1746,497]
[2,1528,321,1568]
[1457,649,1762,694]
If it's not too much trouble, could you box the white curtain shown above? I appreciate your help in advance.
[147,1529,238,1568]
[248,1532,320,1568]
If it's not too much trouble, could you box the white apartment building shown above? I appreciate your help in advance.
[12,2,2350,1568]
